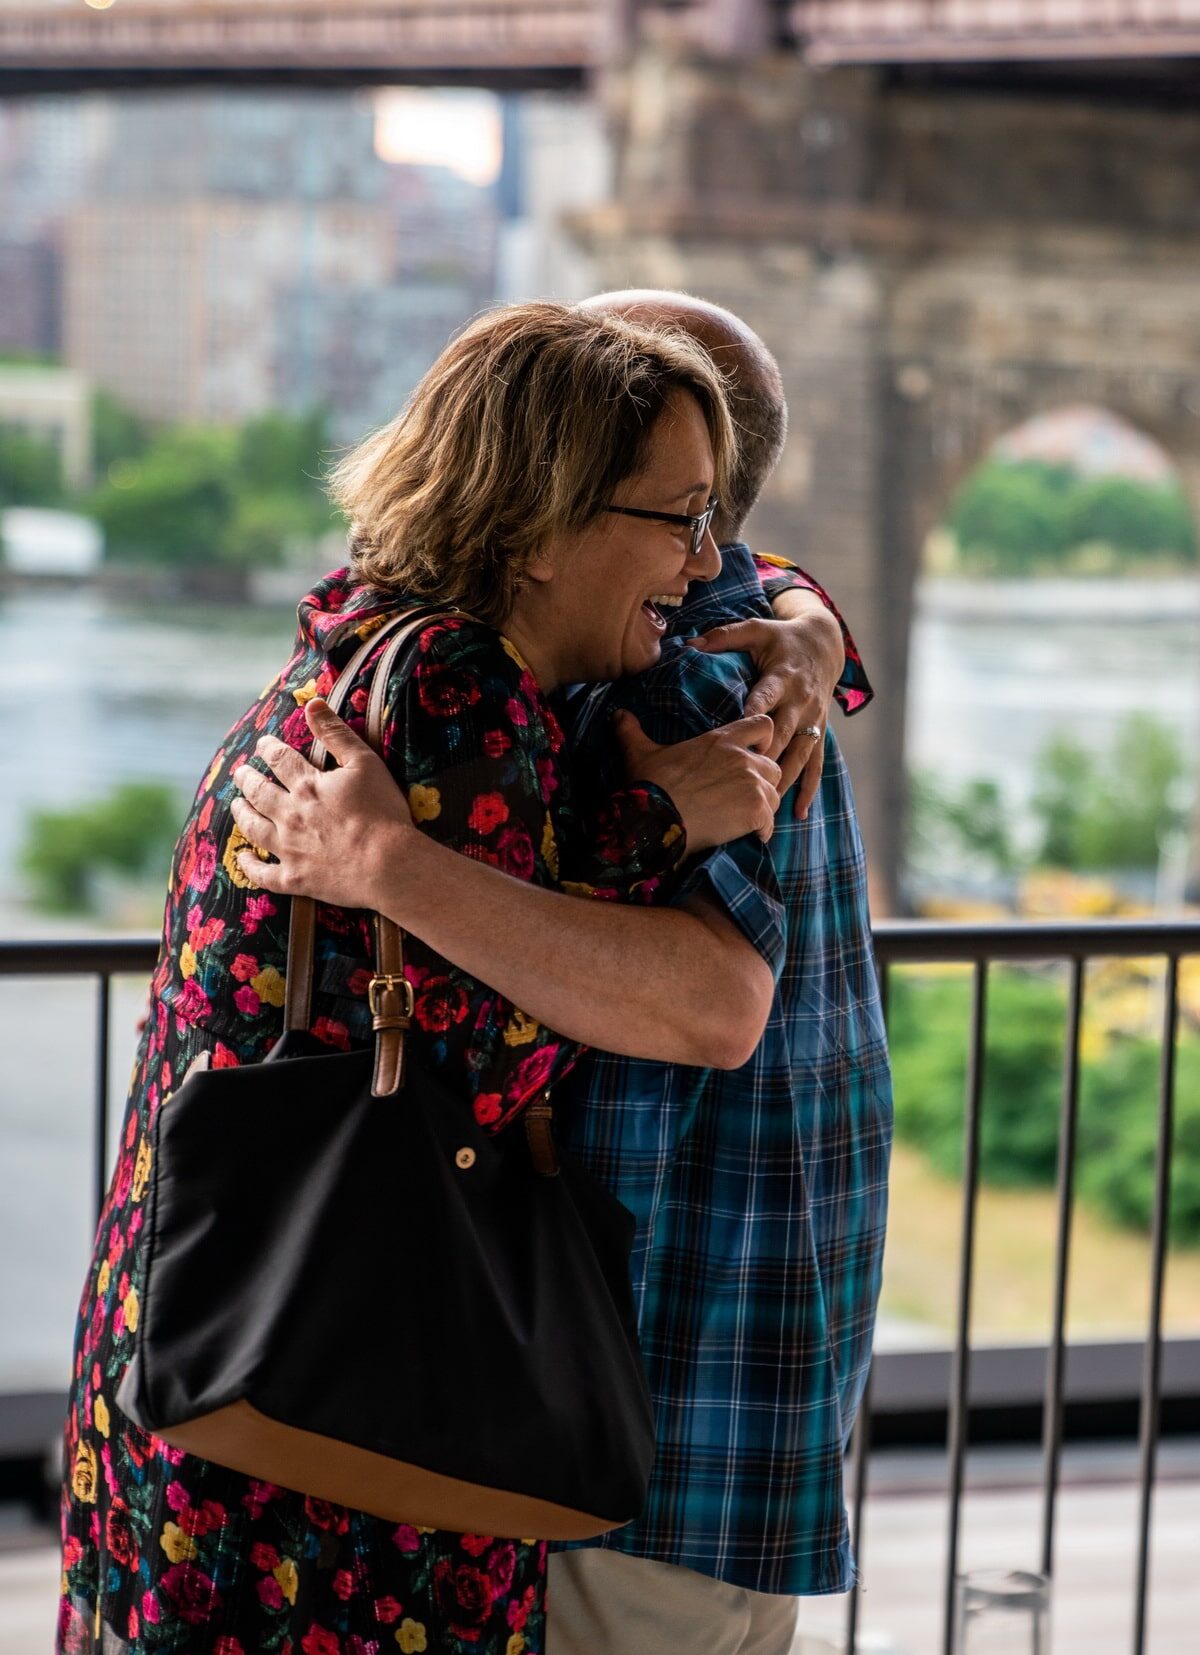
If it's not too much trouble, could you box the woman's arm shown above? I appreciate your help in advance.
[232,702,773,1070]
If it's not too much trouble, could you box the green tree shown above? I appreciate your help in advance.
[1064,476,1196,562]
[906,770,1021,883]
[91,390,149,477]
[1030,715,1186,871]
[20,782,180,914]
[89,427,238,564]
[0,425,65,510]
[887,967,1200,1246]
[946,461,1067,574]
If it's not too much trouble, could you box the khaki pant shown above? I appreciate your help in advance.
[547,1548,800,1655]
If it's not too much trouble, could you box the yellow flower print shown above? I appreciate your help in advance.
[507,1636,526,1655]
[222,822,269,890]
[663,822,683,851]
[132,1137,152,1203]
[273,1557,298,1605]
[292,677,320,705]
[123,1288,140,1333]
[200,753,223,795]
[396,1620,427,1654]
[71,1440,98,1503]
[159,1521,197,1563]
[502,1009,540,1048]
[500,635,530,671]
[540,815,559,879]
[93,1394,110,1440]
[250,965,286,1008]
[561,881,596,899]
[96,1260,111,1295]
[408,784,441,823]
[179,942,198,980]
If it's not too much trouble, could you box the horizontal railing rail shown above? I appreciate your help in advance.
[3,917,1197,1653]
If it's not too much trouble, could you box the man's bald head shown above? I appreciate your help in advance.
[581,289,787,542]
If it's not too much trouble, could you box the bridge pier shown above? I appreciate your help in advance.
[580,49,904,908]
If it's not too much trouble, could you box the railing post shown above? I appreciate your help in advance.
[1040,956,1085,1580]
[1132,953,1179,1655]
[942,958,988,1655]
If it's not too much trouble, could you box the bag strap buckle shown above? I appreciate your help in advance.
[368,973,415,1027]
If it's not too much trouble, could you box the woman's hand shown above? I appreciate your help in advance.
[688,593,843,819]
[230,699,415,910]
[615,709,782,850]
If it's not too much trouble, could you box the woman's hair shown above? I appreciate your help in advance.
[329,300,735,626]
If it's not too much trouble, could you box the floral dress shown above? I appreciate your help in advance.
[58,570,686,1655]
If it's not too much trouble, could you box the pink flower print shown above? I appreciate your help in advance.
[165,1479,189,1514]
[233,985,261,1017]
[242,1478,282,1517]
[391,1524,420,1553]
[257,1574,284,1609]
[243,893,277,934]
[513,1045,557,1099]
[175,980,211,1027]
[57,1601,89,1654]
[536,756,558,804]
[374,1595,404,1622]
[281,706,309,748]
[188,836,217,894]
[231,953,258,982]
[160,1562,221,1626]
[505,696,529,728]
[460,1534,493,1557]
[495,825,535,880]
[482,728,511,759]
[250,1542,280,1571]
[487,1542,517,1596]
[141,1589,160,1625]
[215,1640,245,1655]
[332,1568,355,1600]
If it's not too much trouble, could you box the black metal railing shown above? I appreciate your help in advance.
[853,919,1198,1655]
[2,918,1196,1654]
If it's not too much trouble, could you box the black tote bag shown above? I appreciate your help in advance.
[118,607,655,1540]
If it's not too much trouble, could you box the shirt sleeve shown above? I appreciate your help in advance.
[752,552,875,715]
[605,666,788,983]
[367,618,683,1131]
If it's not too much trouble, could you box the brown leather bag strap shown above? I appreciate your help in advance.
[282,606,457,1098]
[283,607,418,1036]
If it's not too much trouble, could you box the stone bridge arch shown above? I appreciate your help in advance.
[582,52,1200,908]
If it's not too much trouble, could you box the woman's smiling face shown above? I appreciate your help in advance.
[507,389,722,690]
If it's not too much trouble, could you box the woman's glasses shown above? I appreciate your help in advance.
[605,497,719,558]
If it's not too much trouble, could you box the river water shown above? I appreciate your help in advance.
[3,574,1199,1391]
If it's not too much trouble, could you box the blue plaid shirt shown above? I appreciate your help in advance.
[555,545,893,1596]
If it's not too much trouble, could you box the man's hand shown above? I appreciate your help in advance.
[615,709,782,849]
[688,592,843,819]
[230,699,414,909]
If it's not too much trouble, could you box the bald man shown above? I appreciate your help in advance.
[547,293,891,1655]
